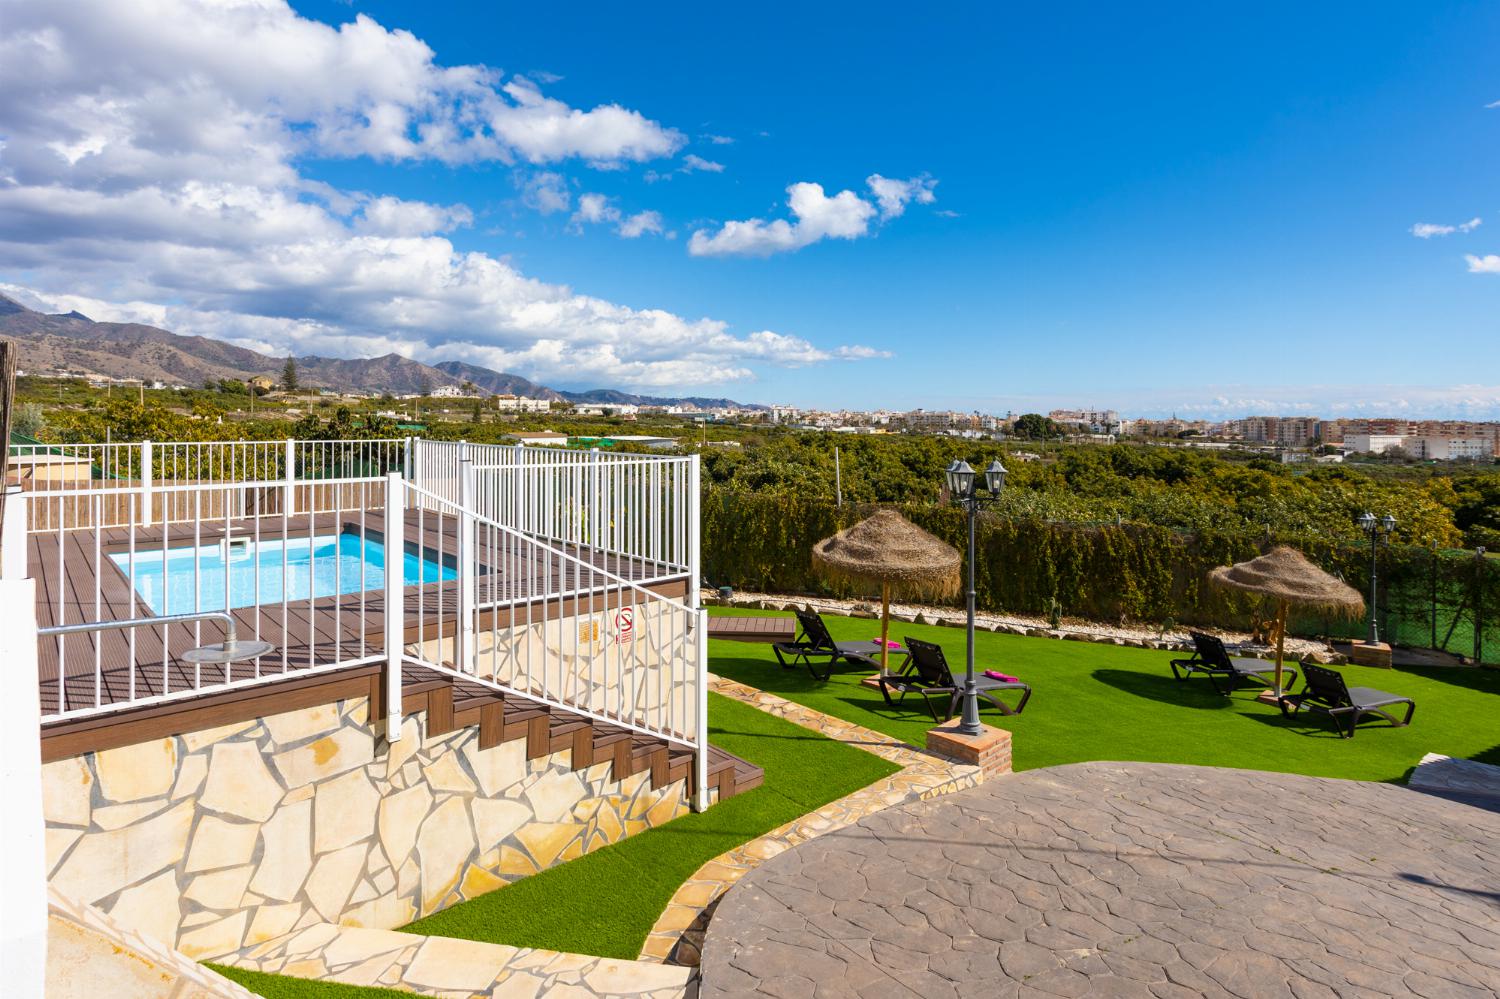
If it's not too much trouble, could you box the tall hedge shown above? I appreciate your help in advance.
[702,490,1498,661]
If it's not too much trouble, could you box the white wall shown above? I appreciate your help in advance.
[0,578,46,998]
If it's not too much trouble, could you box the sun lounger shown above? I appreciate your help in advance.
[1170,631,1296,695]
[876,636,1031,721]
[772,609,887,681]
[1277,663,1415,738]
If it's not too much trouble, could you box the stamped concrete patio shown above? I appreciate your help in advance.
[701,762,1500,998]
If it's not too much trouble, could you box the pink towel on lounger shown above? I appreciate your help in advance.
[984,670,1021,683]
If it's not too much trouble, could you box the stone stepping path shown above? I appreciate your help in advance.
[230,922,693,996]
[701,761,1500,998]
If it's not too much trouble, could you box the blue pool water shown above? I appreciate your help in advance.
[109,532,456,615]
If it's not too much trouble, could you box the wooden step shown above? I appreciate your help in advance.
[387,664,764,801]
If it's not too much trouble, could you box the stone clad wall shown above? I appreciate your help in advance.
[41,694,693,961]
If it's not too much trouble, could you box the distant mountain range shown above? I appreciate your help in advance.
[0,294,764,410]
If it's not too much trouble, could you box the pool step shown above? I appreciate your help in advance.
[385,664,761,803]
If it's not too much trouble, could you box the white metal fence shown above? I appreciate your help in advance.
[15,475,391,722]
[412,439,694,577]
[8,438,407,531]
[396,475,704,751]
[4,437,707,801]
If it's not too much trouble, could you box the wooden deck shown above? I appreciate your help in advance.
[707,614,795,644]
[30,508,688,718]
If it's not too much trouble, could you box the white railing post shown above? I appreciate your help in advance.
[2,486,27,580]
[403,436,414,481]
[688,454,710,811]
[284,438,297,516]
[457,455,476,674]
[0,575,46,997]
[140,439,153,526]
[590,447,601,549]
[384,472,405,742]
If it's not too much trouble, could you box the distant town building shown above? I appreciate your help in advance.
[1407,437,1491,460]
[1332,420,1498,458]
[1049,409,1120,434]
[1231,416,1320,447]
[492,395,551,413]
[1345,433,1409,454]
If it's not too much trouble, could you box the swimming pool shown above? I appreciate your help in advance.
[109,531,457,615]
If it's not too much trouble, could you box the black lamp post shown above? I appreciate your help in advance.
[1357,511,1396,644]
[945,458,1007,736]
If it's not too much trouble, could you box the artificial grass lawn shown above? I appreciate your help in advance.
[206,964,414,998]
[709,606,1500,784]
[399,690,900,959]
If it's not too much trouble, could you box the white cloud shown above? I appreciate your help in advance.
[0,0,882,388]
[571,193,617,226]
[1487,100,1500,109]
[644,153,726,182]
[1138,384,1500,420]
[865,174,937,219]
[569,194,664,239]
[353,196,472,236]
[618,211,663,238]
[519,172,571,215]
[703,134,735,145]
[682,154,725,174]
[1465,254,1500,274]
[1411,217,1481,238]
[0,1,683,173]
[688,174,934,257]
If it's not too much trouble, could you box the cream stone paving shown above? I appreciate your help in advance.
[47,888,254,999]
[636,674,985,967]
[229,922,695,997]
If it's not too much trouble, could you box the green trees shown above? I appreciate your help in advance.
[696,437,1471,547]
[282,356,298,392]
[1012,413,1060,440]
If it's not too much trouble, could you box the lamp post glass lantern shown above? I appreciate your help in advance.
[1357,511,1396,644]
[946,457,1007,736]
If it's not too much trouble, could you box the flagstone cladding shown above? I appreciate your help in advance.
[41,693,695,962]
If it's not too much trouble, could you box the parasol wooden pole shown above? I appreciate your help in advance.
[1273,598,1289,694]
[879,582,890,672]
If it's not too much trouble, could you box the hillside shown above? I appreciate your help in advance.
[430,361,563,401]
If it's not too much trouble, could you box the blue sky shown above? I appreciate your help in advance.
[2,1,1499,416]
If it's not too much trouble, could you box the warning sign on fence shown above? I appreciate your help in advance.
[613,607,635,644]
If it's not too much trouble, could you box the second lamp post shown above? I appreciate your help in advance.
[945,458,1007,736]
[1356,511,1396,645]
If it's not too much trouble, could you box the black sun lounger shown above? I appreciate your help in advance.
[1170,631,1296,695]
[1277,663,1415,739]
[772,609,884,681]
[876,636,1031,722]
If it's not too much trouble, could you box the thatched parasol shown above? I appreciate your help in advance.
[812,510,962,670]
[1208,545,1364,694]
